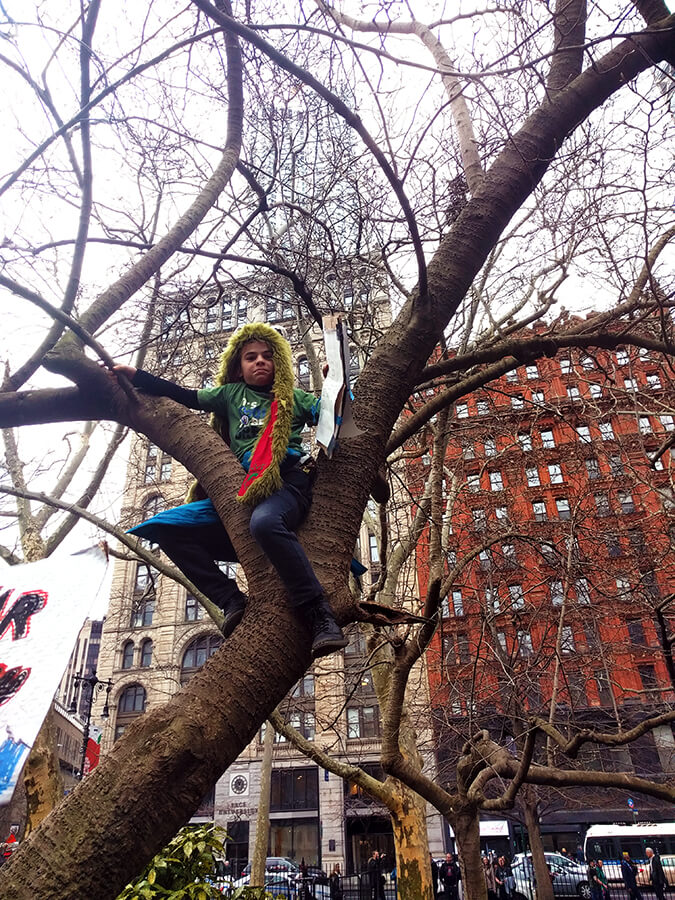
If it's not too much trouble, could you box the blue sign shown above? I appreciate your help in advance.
[627,798,634,809]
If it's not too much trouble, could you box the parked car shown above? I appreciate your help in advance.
[511,856,591,900]
[232,858,330,899]
[238,856,300,879]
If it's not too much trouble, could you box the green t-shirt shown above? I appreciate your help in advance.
[196,382,320,470]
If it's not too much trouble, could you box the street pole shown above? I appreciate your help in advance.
[70,669,113,780]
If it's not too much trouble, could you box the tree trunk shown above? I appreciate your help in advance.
[390,785,433,900]
[23,695,64,836]
[251,719,274,886]
[522,788,554,900]
[453,808,486,900]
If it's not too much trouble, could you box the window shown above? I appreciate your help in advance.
[629,529,646,554]
[457,633,471,664]
[185,594,204,621]
[484,438,497,457]
[118,684,146,714]
[140,639,153,668]
[518,433,533,452]
[594,670,613,705]
[486,587,500,614]
[496,631,508,652]
[495,506,509,522]
[479,550,492,571]
[660,415,675,432]
[131,599,154,628]
[532,500,547,522]
[144,462,156,483]
[561,626,575,655]
[347,706,380,738]
[289,711,316,741]
[146,442,158,459]
[160,459,172,481]
[616,349,629,366]
[581,356,595,370]
[560,358,572,375]
[638,665,660,700]
[594,492,611,517]
[550,580,564,606]
[271,768,319,810]
[608,455,624,477]
[476,400,489,416]
[462,444,475,460]
[647,373,662,390]
[489,471,504,492]
[292,674,315,699]
[452,590,464,616]
[121,641,134,669]
[567,386,580,400]
[511,395,524,410]
[624,377,638,392]
[526,467,540,487]
[505,369,518,383]
[618,491,635,514]
[639,416,652,434]
[502,543,517,566]
[531,391,545,405]
[467,474,481,493]
[201,373,214,389]
[472,508,487,530]
[541,430,555,449]
[555,498,571,520]
[615,577,631,601]
[517,630,534,657]
[542,542,557,564]
[526,364,539,380]
[605,533,622,557]
[627,620,646,645]
[585,458,600,480]
[577,425,591,443]
[182,633,223,673]
[575,578,591,605]
[589,383,602,400]
[455,403,469,419]
[368,534,379,563]
[599,422,615,441]
[509,584,525,609]
[548,463,563,484]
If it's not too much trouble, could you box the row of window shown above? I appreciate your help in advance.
[455,392,673,421]
[501,350,659,385]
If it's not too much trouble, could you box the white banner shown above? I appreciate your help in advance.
[0,546,108,805]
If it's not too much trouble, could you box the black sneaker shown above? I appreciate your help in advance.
[220,594,247,638]
[310,597,348,659]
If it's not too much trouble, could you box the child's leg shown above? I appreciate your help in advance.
[249,467,347,657]
[152,523,247,636]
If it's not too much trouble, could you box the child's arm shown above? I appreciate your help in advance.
[112,365,201,410]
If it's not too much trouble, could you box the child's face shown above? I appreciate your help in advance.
[239,339,275,387]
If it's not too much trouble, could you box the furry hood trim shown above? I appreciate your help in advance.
[216,323,295,506]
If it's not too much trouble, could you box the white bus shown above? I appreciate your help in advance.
[584,823,675,882]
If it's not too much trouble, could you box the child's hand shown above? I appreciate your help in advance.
[111,364,137,381]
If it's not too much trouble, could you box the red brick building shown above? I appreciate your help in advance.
[408,336,675,848]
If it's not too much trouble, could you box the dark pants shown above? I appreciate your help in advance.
[156,466,322,610]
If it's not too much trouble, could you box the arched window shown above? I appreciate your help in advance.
[121,641,134,670]
[114,684,147,742]
[181,633,223,685]
[140,639,153,668]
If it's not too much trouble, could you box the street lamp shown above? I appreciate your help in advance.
[69,669,113,780]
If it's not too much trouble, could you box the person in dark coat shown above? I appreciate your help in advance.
[440,853,461,900]
[621,853,643,900]
[494,855,512,900]
[588,860,604,900]
[329,863,343,900]
[367,850,385,900]
[430,853,439,898]
[646,848,667,900]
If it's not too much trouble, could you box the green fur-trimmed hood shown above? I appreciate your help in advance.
[216,322,295,506]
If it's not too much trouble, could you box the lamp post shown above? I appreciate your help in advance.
[69,669,113,780]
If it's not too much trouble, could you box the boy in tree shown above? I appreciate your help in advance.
[114,322,348,659]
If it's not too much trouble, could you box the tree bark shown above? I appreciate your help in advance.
[251,719,274,886]
[23,709,64,836]
[453,808,486,900]
[522,787,554,900]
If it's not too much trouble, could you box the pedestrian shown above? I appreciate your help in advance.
[440,852,461,900]
[620,852,643,900]
[494,855,512,900]
[367,850,386,900]
[114,323,349,658]
[329,863,343,900]
[597,860,610,900]
[588,860,603,900]
[430,852,439,899]
[646,848,667,900]
[483,855,498,900]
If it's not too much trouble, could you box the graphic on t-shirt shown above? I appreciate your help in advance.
[237,398,266,440]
